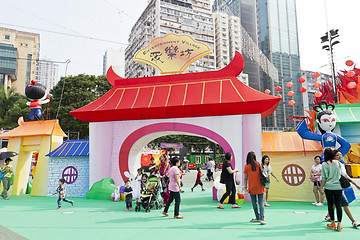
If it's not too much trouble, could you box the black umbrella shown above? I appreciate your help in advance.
[0,151,18,160]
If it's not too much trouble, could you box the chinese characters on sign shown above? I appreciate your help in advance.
[134,33,212,74]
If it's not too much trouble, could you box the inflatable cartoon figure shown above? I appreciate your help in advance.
[25,80,49,120]
[296,100,350,162]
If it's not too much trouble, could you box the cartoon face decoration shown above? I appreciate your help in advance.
[25,80,47,101]
[318,113,336,132]
[313,100,336,134]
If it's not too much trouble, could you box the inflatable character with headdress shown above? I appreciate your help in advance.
[296,100,350,163]
[25,80,50,121]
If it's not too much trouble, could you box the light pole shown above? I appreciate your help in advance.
[321,29,339,103]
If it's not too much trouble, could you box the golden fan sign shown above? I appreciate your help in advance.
[133,33,212,74]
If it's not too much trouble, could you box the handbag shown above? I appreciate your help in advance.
[234,172,241,185]
[258,163,270,186]
[337,162,350,189]
[0,171,5,179]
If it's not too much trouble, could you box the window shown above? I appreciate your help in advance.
[195,156,201,164]
[4,35,10,40]
[205,156,210,162]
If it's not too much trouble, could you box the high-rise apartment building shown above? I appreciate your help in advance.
[37,58,59,91]
[0,27,40,94]
[213,0,261,90]
[257,0,302,128]
[125,0,215,78]
[213,11,277,87]
[103,48,125,77]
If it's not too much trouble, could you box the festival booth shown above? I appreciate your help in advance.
[262,132,322,202]
[0,120,66,196]
[46,140,89,197]
[70,51,281,188]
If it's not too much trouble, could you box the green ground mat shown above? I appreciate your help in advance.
[0,188,359,240]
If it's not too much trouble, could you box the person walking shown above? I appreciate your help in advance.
[244,151,266,225]
[217,152,240,209]
[261,155,279,207]
[310,156,325,206]
[162,157,183,219]
[321,148,343,232]
[0,158,14,200]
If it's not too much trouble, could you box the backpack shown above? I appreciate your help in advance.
[258,162,270,186]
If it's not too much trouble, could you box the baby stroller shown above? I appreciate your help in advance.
[135,175,162,212]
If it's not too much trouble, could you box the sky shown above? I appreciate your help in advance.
[0,0,359,78]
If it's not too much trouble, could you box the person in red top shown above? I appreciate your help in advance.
[191,168,205,192]
[244,151,266,225]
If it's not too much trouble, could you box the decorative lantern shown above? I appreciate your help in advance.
[288,100,295,106]
[314,82,321,88]
[298,77,306,83]
[275,86,282,92]
[300,87,307,93]
[348,82,357,89]
[313,72,320,78]
[264,89,271,95]
[277,94,282,98]
[286,82,293,88]
[287,91,294,97]
[346,71,355,78]
[345,60,354,67]
[315,91,323,98]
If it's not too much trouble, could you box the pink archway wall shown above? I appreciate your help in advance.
[89,114,262,187]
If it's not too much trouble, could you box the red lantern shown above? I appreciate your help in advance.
[348,82,357,89]
[265,89,271,95]
[315,91,322,98]
[300,87,307,93]
[277,94,282,98]
[346,60,354,66]
[313,72,320,78]
[288,100,295,106]
[346,71,355,78]
[298,77,306,83]
[275,86,282,92]
[287,91,294,97]
[286,82,293,88]
[314,82,321,88]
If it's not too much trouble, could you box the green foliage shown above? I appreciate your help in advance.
[48,75,112,139]
[148,134,222,154]
[0,86,28,130]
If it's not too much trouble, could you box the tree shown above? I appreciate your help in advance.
[48,75,112,139]
[0,86,28,129]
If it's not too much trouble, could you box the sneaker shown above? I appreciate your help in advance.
[260,220,267,225]
[174,215,183,219]
[325,216,331,222]
[71,201,74,206]
[353,221,360,228]
[162,212,169,217]
[56,207,61,210]
[191,188,193,192]
[126,208,128,210]
[129,207,132,210]
[315,202,324,206]
[312,202,319,205]
[202,189,205,191]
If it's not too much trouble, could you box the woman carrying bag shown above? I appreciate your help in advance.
[244,151,266,225]
[321,148,343,232]
[217,152,240,209]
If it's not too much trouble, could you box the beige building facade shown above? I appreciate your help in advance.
[0,27,40,94]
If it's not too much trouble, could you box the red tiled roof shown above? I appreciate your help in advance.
[71,51,281,122]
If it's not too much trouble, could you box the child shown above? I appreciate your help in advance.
[1,158,14,200]
[191,167,205,192]
[141,174,148,192]
[53,178,74,209]
[124,180,133,210]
